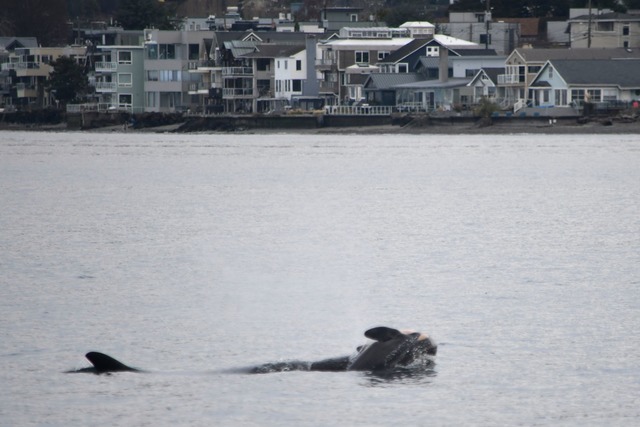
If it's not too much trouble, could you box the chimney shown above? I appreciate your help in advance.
[439,47,448,83]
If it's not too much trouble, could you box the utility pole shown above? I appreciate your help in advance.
[485,0,491,50]
[587,0,592,48]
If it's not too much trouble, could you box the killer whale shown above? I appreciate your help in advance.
[67,351,141,374]
[68,327,436,374]
[252,326,437,373]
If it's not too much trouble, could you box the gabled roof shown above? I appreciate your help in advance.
[468,67,505,86]
[378,39,431,64]
[510,47,640,63]
[538,59,640,87]
[223,40,257,57]
[363,73,423,89]
[0,37,38,51]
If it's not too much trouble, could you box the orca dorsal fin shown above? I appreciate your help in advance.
[364,327,404,342]
[85,352,137,373]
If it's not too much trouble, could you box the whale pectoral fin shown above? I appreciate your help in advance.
[364,327,404,342]
[85,352,138,373]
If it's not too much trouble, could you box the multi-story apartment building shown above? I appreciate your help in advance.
[1,45,87,108]
[567,12,640,48]
[143,29,215,113]
[94,44,145,112]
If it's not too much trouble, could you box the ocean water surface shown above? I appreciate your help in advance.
[1,130,639,425]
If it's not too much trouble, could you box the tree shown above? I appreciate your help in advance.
[115,0,178,30]
[0,0,69,45]
[46,56,89,106]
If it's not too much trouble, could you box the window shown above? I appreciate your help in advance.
[555,89,567,105]
[548,67,553,79]
[596,22,614,32]
[378,51,390,61]
[296,60,302,71]
[146,44,158,60]
[426,46,439,57]
[188,44,199,60]
[118,73,132,87]
[397,63,408,73]
[603,88,617,102]
[623,25,630,36]
[466,69,479,77]
[355,51,369,64]
[543,90,550,103]
[159,44,176,59]
[146,92,157,108]
[292,80,302,91]
[479,34,492,45]
[350,14,358,22]
[284,60,288,70]
[118,51,132,64]
[119,93,132,106]
[146,70,158,81]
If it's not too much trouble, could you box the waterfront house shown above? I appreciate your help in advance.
[497,47,640,111]
[528,59,640,111]
[467,67,504,104]
[316,28,413,104]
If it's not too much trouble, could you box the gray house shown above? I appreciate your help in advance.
[528,59,640,111]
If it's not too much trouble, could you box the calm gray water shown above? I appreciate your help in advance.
[1,130,639,426]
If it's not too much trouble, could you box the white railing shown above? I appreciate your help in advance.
[95,81,117,92]
[95,62,117,72]
[513,98,526,113]
[222,67,253,76]
[497,74,520,85]
[324,105,393,116]
[1,62,41,71]
[66,103,112,113]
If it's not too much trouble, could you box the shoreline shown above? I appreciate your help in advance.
[2,116,640,135]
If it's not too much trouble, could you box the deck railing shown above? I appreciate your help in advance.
[324,105,393,115]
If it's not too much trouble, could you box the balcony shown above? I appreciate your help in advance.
[222,67,253,76]
[497,74,522,85]
[319,81,338,93]
[315,58,336,70]
[188,82,211,94]
[188,59,218,72]
[223,88,254,98]
[1,62,40,71]
[95,62,118,72]
[95,81,117,92]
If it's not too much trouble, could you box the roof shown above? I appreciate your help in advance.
[512,47,640,63]
[395,78,472,89]
[432,34,480,48]
[322,38,414,49]
[400,22,435,28]
[453,49,498,56]
[240,44,304,58]
[0,37,38,51]
[223,40,256,57]
[545,59,640,87]
[364,73,423,89]
[468,67,505,86]
[568,12,640,22]
[379,39,431,64]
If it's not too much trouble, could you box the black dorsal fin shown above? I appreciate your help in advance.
[85,352,137,373]
[364,326,404,342]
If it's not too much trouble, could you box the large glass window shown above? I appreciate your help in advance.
[159,44,176,59]
[146,44,158,60]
